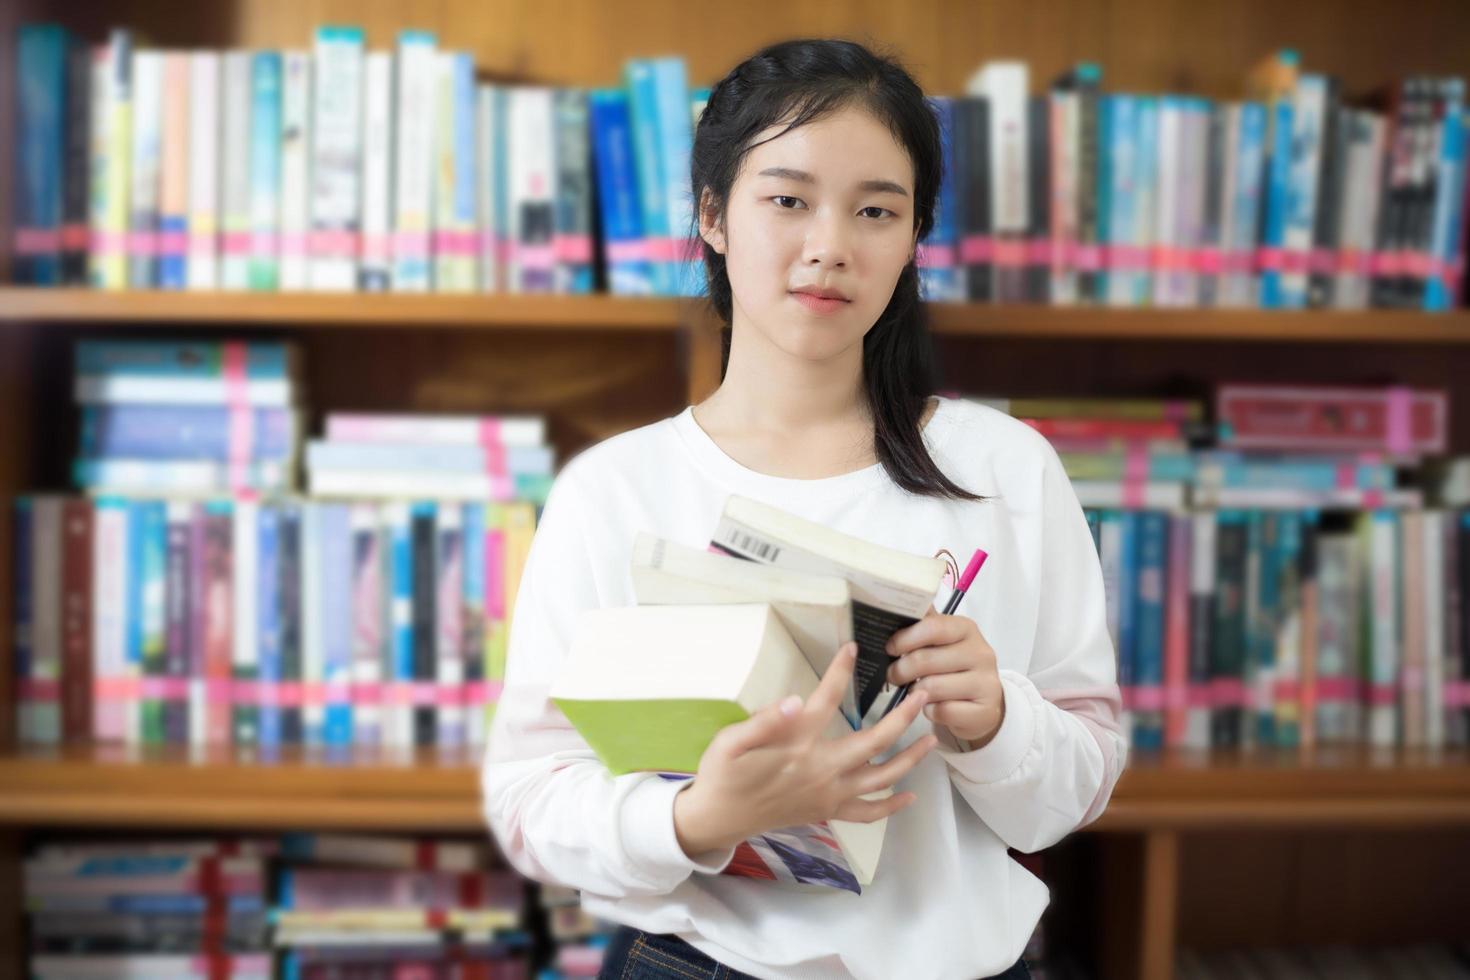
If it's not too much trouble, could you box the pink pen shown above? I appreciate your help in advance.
[880,548,989,718]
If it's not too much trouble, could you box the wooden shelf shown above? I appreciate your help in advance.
[1,744,1467,833]
[3,288,1470,343]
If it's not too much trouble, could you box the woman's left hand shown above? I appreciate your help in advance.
[885,605,1005,748]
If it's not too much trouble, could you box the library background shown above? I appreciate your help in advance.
[4,0,1470,978]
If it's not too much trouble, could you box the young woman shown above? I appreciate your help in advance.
[483,38,1126,980]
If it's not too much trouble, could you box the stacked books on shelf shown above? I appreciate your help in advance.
[11,22,708,297]
[551,494,948,895]
[23,838,276,979]
[272,833,531,979]
[13,338,549,752]
[75,340,302,497]
[920,52,1470,310]
[971,385,1468,753]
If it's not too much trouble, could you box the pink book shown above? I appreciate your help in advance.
[1216,384,1448,456]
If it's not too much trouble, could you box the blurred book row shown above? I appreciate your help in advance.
[13,26,1470,312]
[23,832,531,979]
[12,24,706,297]
[73,339,555,501]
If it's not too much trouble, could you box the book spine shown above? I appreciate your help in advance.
[220,51,252,290]
[1400,510,1426,748]
[187,504,209,749]
[14,25,68,285]
[1131,96,1158,308]
[1048,91,1078,305]
[553,87,595,295]
[1422,512,1445,749]
[1098,512,1128,734]
[1258,96,1295,308]
[185,52,221,291]
[653,57,700,297]
[322,504,354,749]
[919,96,960,303]
[232,499,259,748]
[1444,512,1465,747]
[1199,101,1228,307]
[483,503,508,732]
[202,503,233,746]
[158,502,189,746]
[386,503,414,751]
[1103,95,1136,307]
[61,499,94,744]
[391,31,437,292]
[91,499,129,743]
[1185,511,1216,749]
[462,502,487,749]
[1364,511,1401,746]
[624,59,670,295]
[22,500,60,743]
[80,405,294,461]
[350,505,384,750]
[1152,97,1181,307]
[359,50,394,292]
[257,503,283,751]
[248,51,283,290]
[301,503,324,747]
[435,505,465,750]
[962,96,994,302]
[1133,511,1167,750]
[279,50,312,291]
[508,86,556,294]
[129,502,160,748]
[61,40,91,284]
[308,26,364,292]
[1425,81,1467,311]
[1212,511,1248,747]
[432,51,478,293]
[588,88,652,296]
[1024,93,1051,304]
[1308,103,1348,308]
[89,33,131,289]
[411,503,438,748]
[156,53,190,290]
[477,84,504,293]
[128,48,162,289]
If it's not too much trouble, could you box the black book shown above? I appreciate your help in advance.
[1308,101,1350,308]
[411,506,438,748]
[279,502,304,746]
[958,95,993,302]
[1211,514,1248,749]
[1026,94,1051,304]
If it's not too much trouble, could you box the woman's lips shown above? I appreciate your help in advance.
[790,291,850,315]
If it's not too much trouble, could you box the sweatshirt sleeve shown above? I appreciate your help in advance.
[934,432,1129,854]
[480,462,737,897]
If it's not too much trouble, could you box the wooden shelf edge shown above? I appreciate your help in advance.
[3,288,1470,342]
[0,795,485,831]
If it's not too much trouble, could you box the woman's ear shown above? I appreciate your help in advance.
[698,188,727,255]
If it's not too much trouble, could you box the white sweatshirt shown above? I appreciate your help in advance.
[482,395,1127,980]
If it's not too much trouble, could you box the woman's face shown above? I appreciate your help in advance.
[700,104,919,364]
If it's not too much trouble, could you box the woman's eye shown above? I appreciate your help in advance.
[773,195,804,209]
[860,206,893,219]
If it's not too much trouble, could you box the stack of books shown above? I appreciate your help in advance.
[550,494,948,894]
[73,339,301,497]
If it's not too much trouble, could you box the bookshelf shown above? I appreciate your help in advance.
[4,1,1470,979]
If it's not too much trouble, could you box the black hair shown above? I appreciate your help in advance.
[689,37,985,501]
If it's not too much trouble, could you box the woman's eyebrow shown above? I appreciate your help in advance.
[755,166,910,197]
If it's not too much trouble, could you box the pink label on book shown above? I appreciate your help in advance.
[61,223,89,250]
[1152,245,1189,272]
[1106,243,1148,270]
[140,677,189,701]
[518,243,555,269]
[393,230,431,259]
[206,678,233,706]
[1338,248,1371,276]
[1403,251,1433,279]
[188,231,218,255]
[250,231,278,256]
[959,235,995,264]
[433,230,480,257]
[386,682,417,707]
[1194,247,1224,275]
[127,231,159,256]
[1272,679,1301,702]
[462,681,503,704]
[1385,385,1414,456]
[1445,681,1470,708]
[915,243,955,267]
[90,229,127,255]
[351,682,384,705]
[278,682,304,707]
[553,233,593,264]
[1370,250,1403,276]
[1025,238,1055,265]
[1220,250,1253,274]
[436,685,464,707]
[14,227,61,254]
[309,229,360,256]
[1256,246,1285,272]
[1186,683,1213,708]
[1366,682,1398,706]
[606,239,649,263]
[1210,678,1247,707]
[94,676,140,702]
[1281,249,1310,274]
[411,681,438,707]
[158,230,188,255]
[231,680,260,704]
[1164,683,1188,711]
[1307,248,1336,275]
[322,682,352,705]
[221,231,252,256]
[1131,685,1166,711]
[301,681,326,707]
[279,231,308,257]
[360,232,391,263]
[992,238,1027,268]
[1073,243,1104,271]
[18,678,60,700]
[1314,676,1360,702]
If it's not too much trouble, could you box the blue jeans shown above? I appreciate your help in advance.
[596,926,1033,980]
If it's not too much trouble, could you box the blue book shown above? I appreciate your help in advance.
[14,24,70,285]
[79,405,295,461]
[920,96,962,302]
[590,88,655,296]
[389,504,415,749]
[1426,81,1467,311]
[553,88,596,294]
[1117,511,1140,742]
[624,59,673,295]
[76,340,291,381]
[1133,511,1168,750]
[248,51,283,291]
[256,504,282,751]
[1258,99,1295,308]
[1103,95,1139,307]
[1253,511,1280,746]
[321,503,354,748]
[652,57,702,297]
[462,501,487,744]
[1133,97,1159,307]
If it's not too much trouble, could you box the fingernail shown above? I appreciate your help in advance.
[846,643,858,660]
[914,690,929,706]
[779,695,803,716]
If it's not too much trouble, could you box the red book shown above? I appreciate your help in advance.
[1019,418,1187,441]
[1216,383,1448,455]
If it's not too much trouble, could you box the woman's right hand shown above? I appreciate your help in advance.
[672,642,937,858]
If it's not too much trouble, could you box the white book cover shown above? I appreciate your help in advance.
[280,50,312,291]
[128,49,163,289]
[433,51,478,293]
[309,26,364,292]
[507,85,556,294]
[302,502,324,746]
[477,84,502,293]
[1176,102,1208,308]
[1422,511,1445,749]
[1366,514,1399,748]
[967,61,1028,233]
[1049,91,1078,305]
[90,500,130,744]
[1281,74,1331,308]
[220,51,253,290]
[392,30,437,292]
[1152,97,1182,306]
[1334,111,1386,311]
[325,412,546,446]
[186,52,221,291]
[350,504,384,750]
[360,50,394,292]
[435,504,465,749]
[1185,511,1216,750]
[232,498,259,747]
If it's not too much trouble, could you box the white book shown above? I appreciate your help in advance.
[74,375,292,406]
[1073,480,1188,510]
[1098,516,1129,740]
[350,504,384,750]
[1422,511,1446,750]
[325,412,546,446]
[128,49,163,289]
[435,504,465,749]
[302,502,324,746]
[477,84,503,292]
[1315,534,1360,745]
[630,531,859,726]
[1153,97,1182,307]
[1217,105,1248,307]
[220,51,253,290]
[391,31,437,292]
[1179,103,1209,308]
[91,500,131,744]
[186,52,221,291]
[279,50,312,291]
[1365,514,1400,748]
[1185,511,1216,750]
[308,469,528,502]
[309,26,364,292]
[433,51,477,292]
[967,61,1029,233]
[360,50,394,292]
[507,86,556,294]
[1334,111,1386,311]
[232,498,259,748]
